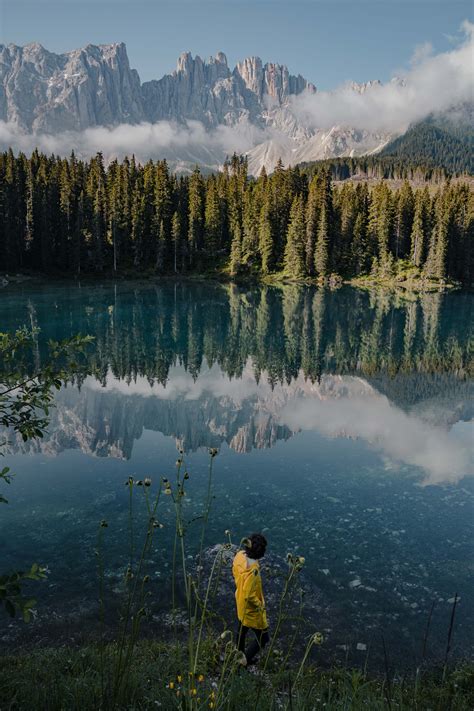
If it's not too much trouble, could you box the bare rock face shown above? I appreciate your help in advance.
[0,42,144,131]
[0,41,393,173]
[235,56,315,104]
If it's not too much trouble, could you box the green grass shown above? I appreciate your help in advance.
[1,640,473,710]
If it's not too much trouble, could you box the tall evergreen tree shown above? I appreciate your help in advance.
[283,195,306,278]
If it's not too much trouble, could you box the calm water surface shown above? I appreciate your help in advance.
[1,281,473,669]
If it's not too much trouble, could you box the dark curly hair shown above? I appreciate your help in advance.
[244,533,267,560]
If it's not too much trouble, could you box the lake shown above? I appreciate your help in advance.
[1,280,473,670]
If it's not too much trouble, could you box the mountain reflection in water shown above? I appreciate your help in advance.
[0,281,473,666]
[2,282,472,485]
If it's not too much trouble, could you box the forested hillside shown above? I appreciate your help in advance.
[1,150,472,285]
[381,119,474,175]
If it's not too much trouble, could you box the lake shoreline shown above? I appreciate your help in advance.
[0,269,464,295]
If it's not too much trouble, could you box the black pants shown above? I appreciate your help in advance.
[236,622,270,665]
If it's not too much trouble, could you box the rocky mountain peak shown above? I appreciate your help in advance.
[0,41,396,173]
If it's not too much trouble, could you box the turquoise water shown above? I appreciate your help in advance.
[0,281,473,669]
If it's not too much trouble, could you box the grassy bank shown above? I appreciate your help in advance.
[1,639,473,710]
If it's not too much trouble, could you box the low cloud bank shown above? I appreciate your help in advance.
[0,119,264,167]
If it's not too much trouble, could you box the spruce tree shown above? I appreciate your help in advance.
[283,195,306,278]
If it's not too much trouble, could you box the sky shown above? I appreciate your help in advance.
[0,0,472,89]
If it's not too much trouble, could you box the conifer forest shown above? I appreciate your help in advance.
[1,150,472,285]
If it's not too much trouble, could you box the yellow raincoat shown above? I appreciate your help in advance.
[232,550,268,629]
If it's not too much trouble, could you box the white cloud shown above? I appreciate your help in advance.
[0,118,264,168]
[291,20,473,134]
[410,42,433,66]
[280,395,473,486]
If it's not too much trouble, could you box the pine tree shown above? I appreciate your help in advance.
[393,180,414,258]
[188,167,204,267]
[259,193,273,275]
[171,211,181,274]
[283,195,306,278]
[204,176,222,256]
[305,176,320,275]
[410,190,427,268]
[314,200,329,279]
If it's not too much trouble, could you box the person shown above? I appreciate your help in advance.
[232,532,269,666]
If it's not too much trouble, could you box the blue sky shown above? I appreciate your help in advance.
[1,0,472,89]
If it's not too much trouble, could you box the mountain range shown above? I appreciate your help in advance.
[0,41,469,174]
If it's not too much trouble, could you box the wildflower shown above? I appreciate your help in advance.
[179,448,183,454]
[152,521,164,529]
[168,681,174,689]
[209,704,214,709]
[210,691,216,699]
[220,630,232,641]
[100,519,108,528]
[184,471,189,480]
[162,477,169,484]
[177,675,182,683]
[136,480,143,486]
[144,477,152,487]
[176,459,182,466]
[125,476,134,486]
[209,448,218,457]
[198,674,204,682]
[143,575,150,583]
[191,688,197,696]
[164,485,172,495]
[312,632,324,645]
[224,529,231,536]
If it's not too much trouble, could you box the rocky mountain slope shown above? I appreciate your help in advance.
[0,41,393,173]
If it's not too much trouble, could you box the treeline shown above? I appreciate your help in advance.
[299,155,455,182]
[1,150,473,284]
[3,283,472,388]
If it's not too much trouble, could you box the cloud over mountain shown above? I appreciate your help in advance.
[291,20,474,134]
